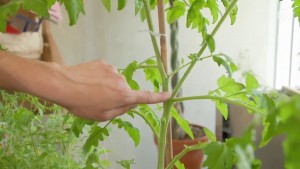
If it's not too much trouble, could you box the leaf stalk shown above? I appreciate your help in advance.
[165,143,207,169]
[172,95,264,114]
[171,0,238,98]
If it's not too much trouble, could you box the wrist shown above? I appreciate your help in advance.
[27,62,68,104]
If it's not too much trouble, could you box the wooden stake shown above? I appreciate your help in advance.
[157,0,168,72]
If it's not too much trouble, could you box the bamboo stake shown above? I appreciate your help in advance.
[157,0,168,72]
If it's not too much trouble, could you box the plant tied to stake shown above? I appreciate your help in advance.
[1,0,300,169]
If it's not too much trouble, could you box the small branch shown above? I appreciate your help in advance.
[131,110,159,138]
[168,61,192,78]
[118,65,158,72]
[138,65,158,69]
[29,125,39,157]
[171,0,238,98]
[171,95,264,114]
[166,143,207,169]
[199,54,214,60]
[182,0,191,6]
[104,119,114,128]
[168,54,214,78]
[60,128,67,155]
[225,91,251,98]
[138,56,156,66]
[0,158,9,169]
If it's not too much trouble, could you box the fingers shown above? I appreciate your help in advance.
[127,90,171,105]
[71,104,136,122]
[99,104,137,121]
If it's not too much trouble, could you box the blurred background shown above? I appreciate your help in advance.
[50,0,299,168]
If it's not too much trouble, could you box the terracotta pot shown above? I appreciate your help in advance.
[155,124,208,169]
[172,124,208,169]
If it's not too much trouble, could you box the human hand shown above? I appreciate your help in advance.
[54,60,171,121]
[1,51,170,121]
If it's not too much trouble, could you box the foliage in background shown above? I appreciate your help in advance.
[0,91,79,168]
[0,91,113,169]
[0,0,299,30]
[294,0,300,22]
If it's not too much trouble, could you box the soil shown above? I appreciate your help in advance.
[173,124,206,140]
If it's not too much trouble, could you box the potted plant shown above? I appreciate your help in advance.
[166,0,208,167]
[1,0,300,169]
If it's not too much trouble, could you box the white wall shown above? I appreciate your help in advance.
[51,0,278,168]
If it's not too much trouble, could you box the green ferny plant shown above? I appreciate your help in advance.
[1,0,300,169]
[0,91,114,169]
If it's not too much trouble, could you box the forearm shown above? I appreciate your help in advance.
[0,51,64,102]
[0,53,171,121]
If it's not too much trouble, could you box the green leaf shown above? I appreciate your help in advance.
[186,0,207,34]
[62,0,85,25]
[235,145,261,169]
[221,0,238,25]
[150,0,157,9]
[230,5,238,25]
[245,72,259,90]
[83,126,108,155]
[171,107,194,140]
[216,100,229,120]
[203,128,216,142]
[135,0,143,16]
[283,128,300,169]
[143,58,161,92]
[0,44,6,50]
[166,1,186,24]
[187,53,197,60]
[217,75,245,93]
[102,0,111,12]
[13,108,34,126]
[175,161,186,169]
[206,34,215,53]
[227,126,261,169]
[213,55,234,77]
[71,117,95,137]
[217,53,238,73]
[273,96,300,169]
[118,0,127,10]
[47,0,57,8]
[122,61,140,90]
[139,7,146,21]
[260,93,277,113]
[112,119,140,147]
[207,0,219,23]
[0,2,20,32]
[85,152,100,168]
[203,142,235,169]
[134,105,160,135]
[116,159,135,169]
[23,0,49,18]
[293,0,300,22]
[181,58,185,64]
[230,62,238,72]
